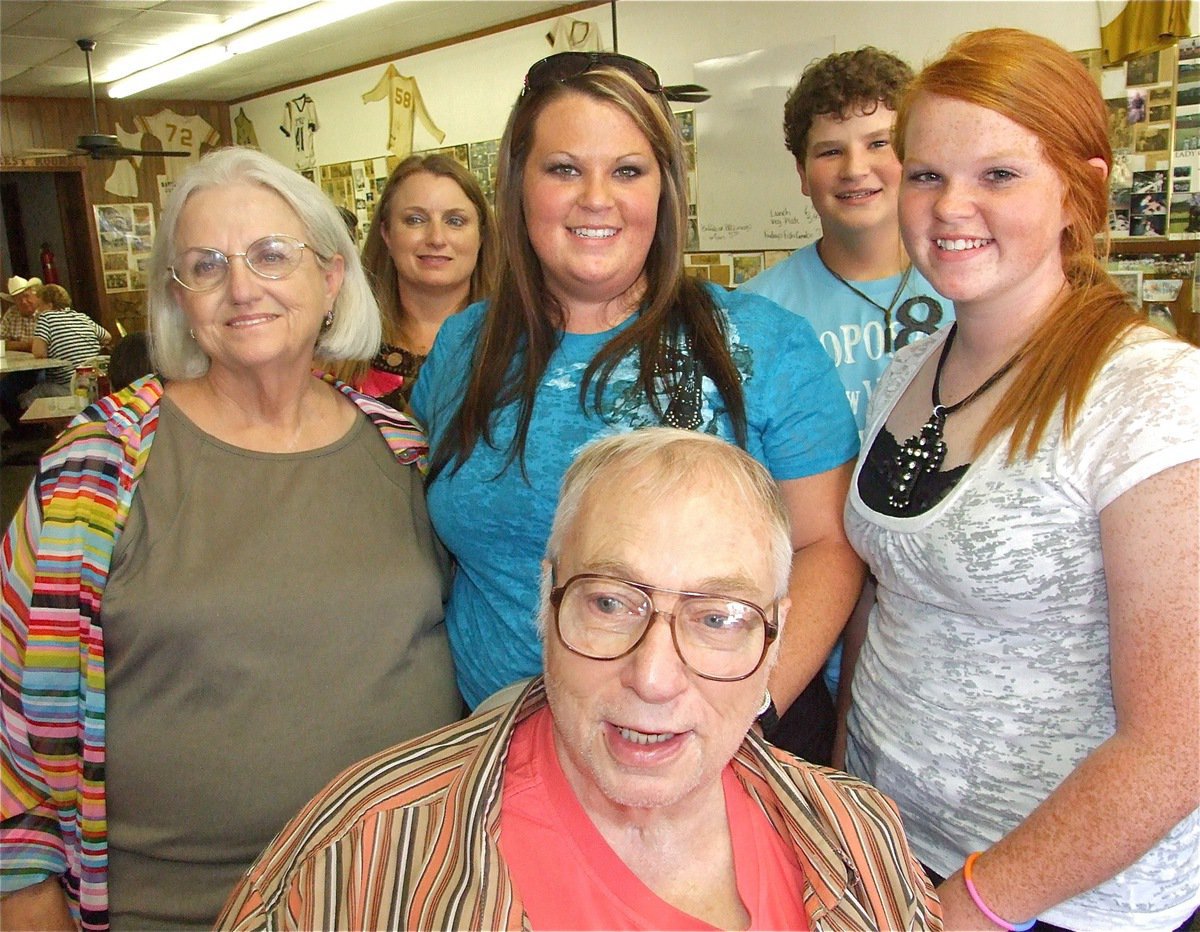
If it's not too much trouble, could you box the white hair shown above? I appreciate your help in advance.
[148,147,381,380]
[539,428,794,637]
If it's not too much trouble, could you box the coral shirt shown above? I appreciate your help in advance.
[500,707,810,930]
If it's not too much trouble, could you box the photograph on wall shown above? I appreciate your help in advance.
[1178,110,1200,150]
[1127,88,1148,124]
[1126,50,1162,86]
[94,202,155,293]
[319,157,393,230]
[468,138,501,208]
[676,109,699,224]
[1168,200,1193,233]
[1134,125,1171,155]
[1111,180,1132,211]
[1106,98,1134,148]
[1131,212,1167,237]
[1170,155,1200,234]
[731,253,763,284]
[1132,191,1167,215]
[1133,169,1166,193]
[1181,45,1200,83]
[1071,48,1103,86]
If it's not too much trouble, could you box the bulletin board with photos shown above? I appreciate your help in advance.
[93,203,155,294]
[1095,36,1200,238]
[313,138,504,243]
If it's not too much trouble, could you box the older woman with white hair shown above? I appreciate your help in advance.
[0,147,460,930]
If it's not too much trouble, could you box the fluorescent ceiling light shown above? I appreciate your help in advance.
[228,0,399,55]
[100,0,316,84]
[106,0,405,98]
[108,46,233,99]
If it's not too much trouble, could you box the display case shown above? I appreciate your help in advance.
[1107,237,1199,345]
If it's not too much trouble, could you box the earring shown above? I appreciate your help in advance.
[756,689,772,718]
[189,328,196,340]
[322,309,334,330]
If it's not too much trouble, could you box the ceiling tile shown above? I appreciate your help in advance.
[0,0,574,101]
[8,3,141,40]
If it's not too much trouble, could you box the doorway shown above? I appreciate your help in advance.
[0,168,100,320]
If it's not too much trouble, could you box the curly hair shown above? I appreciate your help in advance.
[37,283,73,309]
[783,47,914,158]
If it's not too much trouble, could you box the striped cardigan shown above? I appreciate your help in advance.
[0,375,428,930]
[219,678,942,931]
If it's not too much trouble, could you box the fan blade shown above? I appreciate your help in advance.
[73,42,194,160]
[139,148,189,158]
[22,147,75,157]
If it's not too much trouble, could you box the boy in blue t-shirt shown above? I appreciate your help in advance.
[742,47,953,740]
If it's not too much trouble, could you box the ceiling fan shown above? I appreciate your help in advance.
[21,39,190,161]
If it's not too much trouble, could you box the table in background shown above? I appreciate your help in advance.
[21,394,86,426]
[0,351,71,377]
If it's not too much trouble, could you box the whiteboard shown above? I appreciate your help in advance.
[694,39,834,251]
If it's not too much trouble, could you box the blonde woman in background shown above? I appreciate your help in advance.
[342,153,497,409]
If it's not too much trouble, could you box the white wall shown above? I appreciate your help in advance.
[237,1,1124,248]
[617,1,1103,81]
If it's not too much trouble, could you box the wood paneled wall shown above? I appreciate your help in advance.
[1,95,230,334]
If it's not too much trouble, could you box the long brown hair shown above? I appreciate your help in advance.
[431,66,746,479]
[365,153,498,341]
[896,28,1147,461]
[333,154,498,385]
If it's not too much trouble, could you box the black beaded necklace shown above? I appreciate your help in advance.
[885,324,1025,511]
[816,239,913,353]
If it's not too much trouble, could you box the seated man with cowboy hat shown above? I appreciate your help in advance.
[0,275,45,352]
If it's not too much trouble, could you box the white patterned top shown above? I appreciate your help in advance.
[845,325,1200,930]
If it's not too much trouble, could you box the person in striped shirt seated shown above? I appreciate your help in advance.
[219,428,941,931]
[19,283,112,406]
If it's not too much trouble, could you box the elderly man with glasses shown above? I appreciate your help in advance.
[220,428,939,931]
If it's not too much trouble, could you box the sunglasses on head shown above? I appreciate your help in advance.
[522,52,664,98]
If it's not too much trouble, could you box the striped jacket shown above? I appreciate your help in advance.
[0,375,428,931]
[219,678,942,931]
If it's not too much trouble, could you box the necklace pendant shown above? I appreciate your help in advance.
[885,410,948,511]
[655,336,703,431]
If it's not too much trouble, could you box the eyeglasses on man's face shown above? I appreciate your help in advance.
[522,52,663,98]
[170,234,313,293]
[548,570,778,682]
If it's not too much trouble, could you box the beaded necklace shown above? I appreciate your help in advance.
[885,323,1025,511]
[816,239,913,353]
[653,334,703,430]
